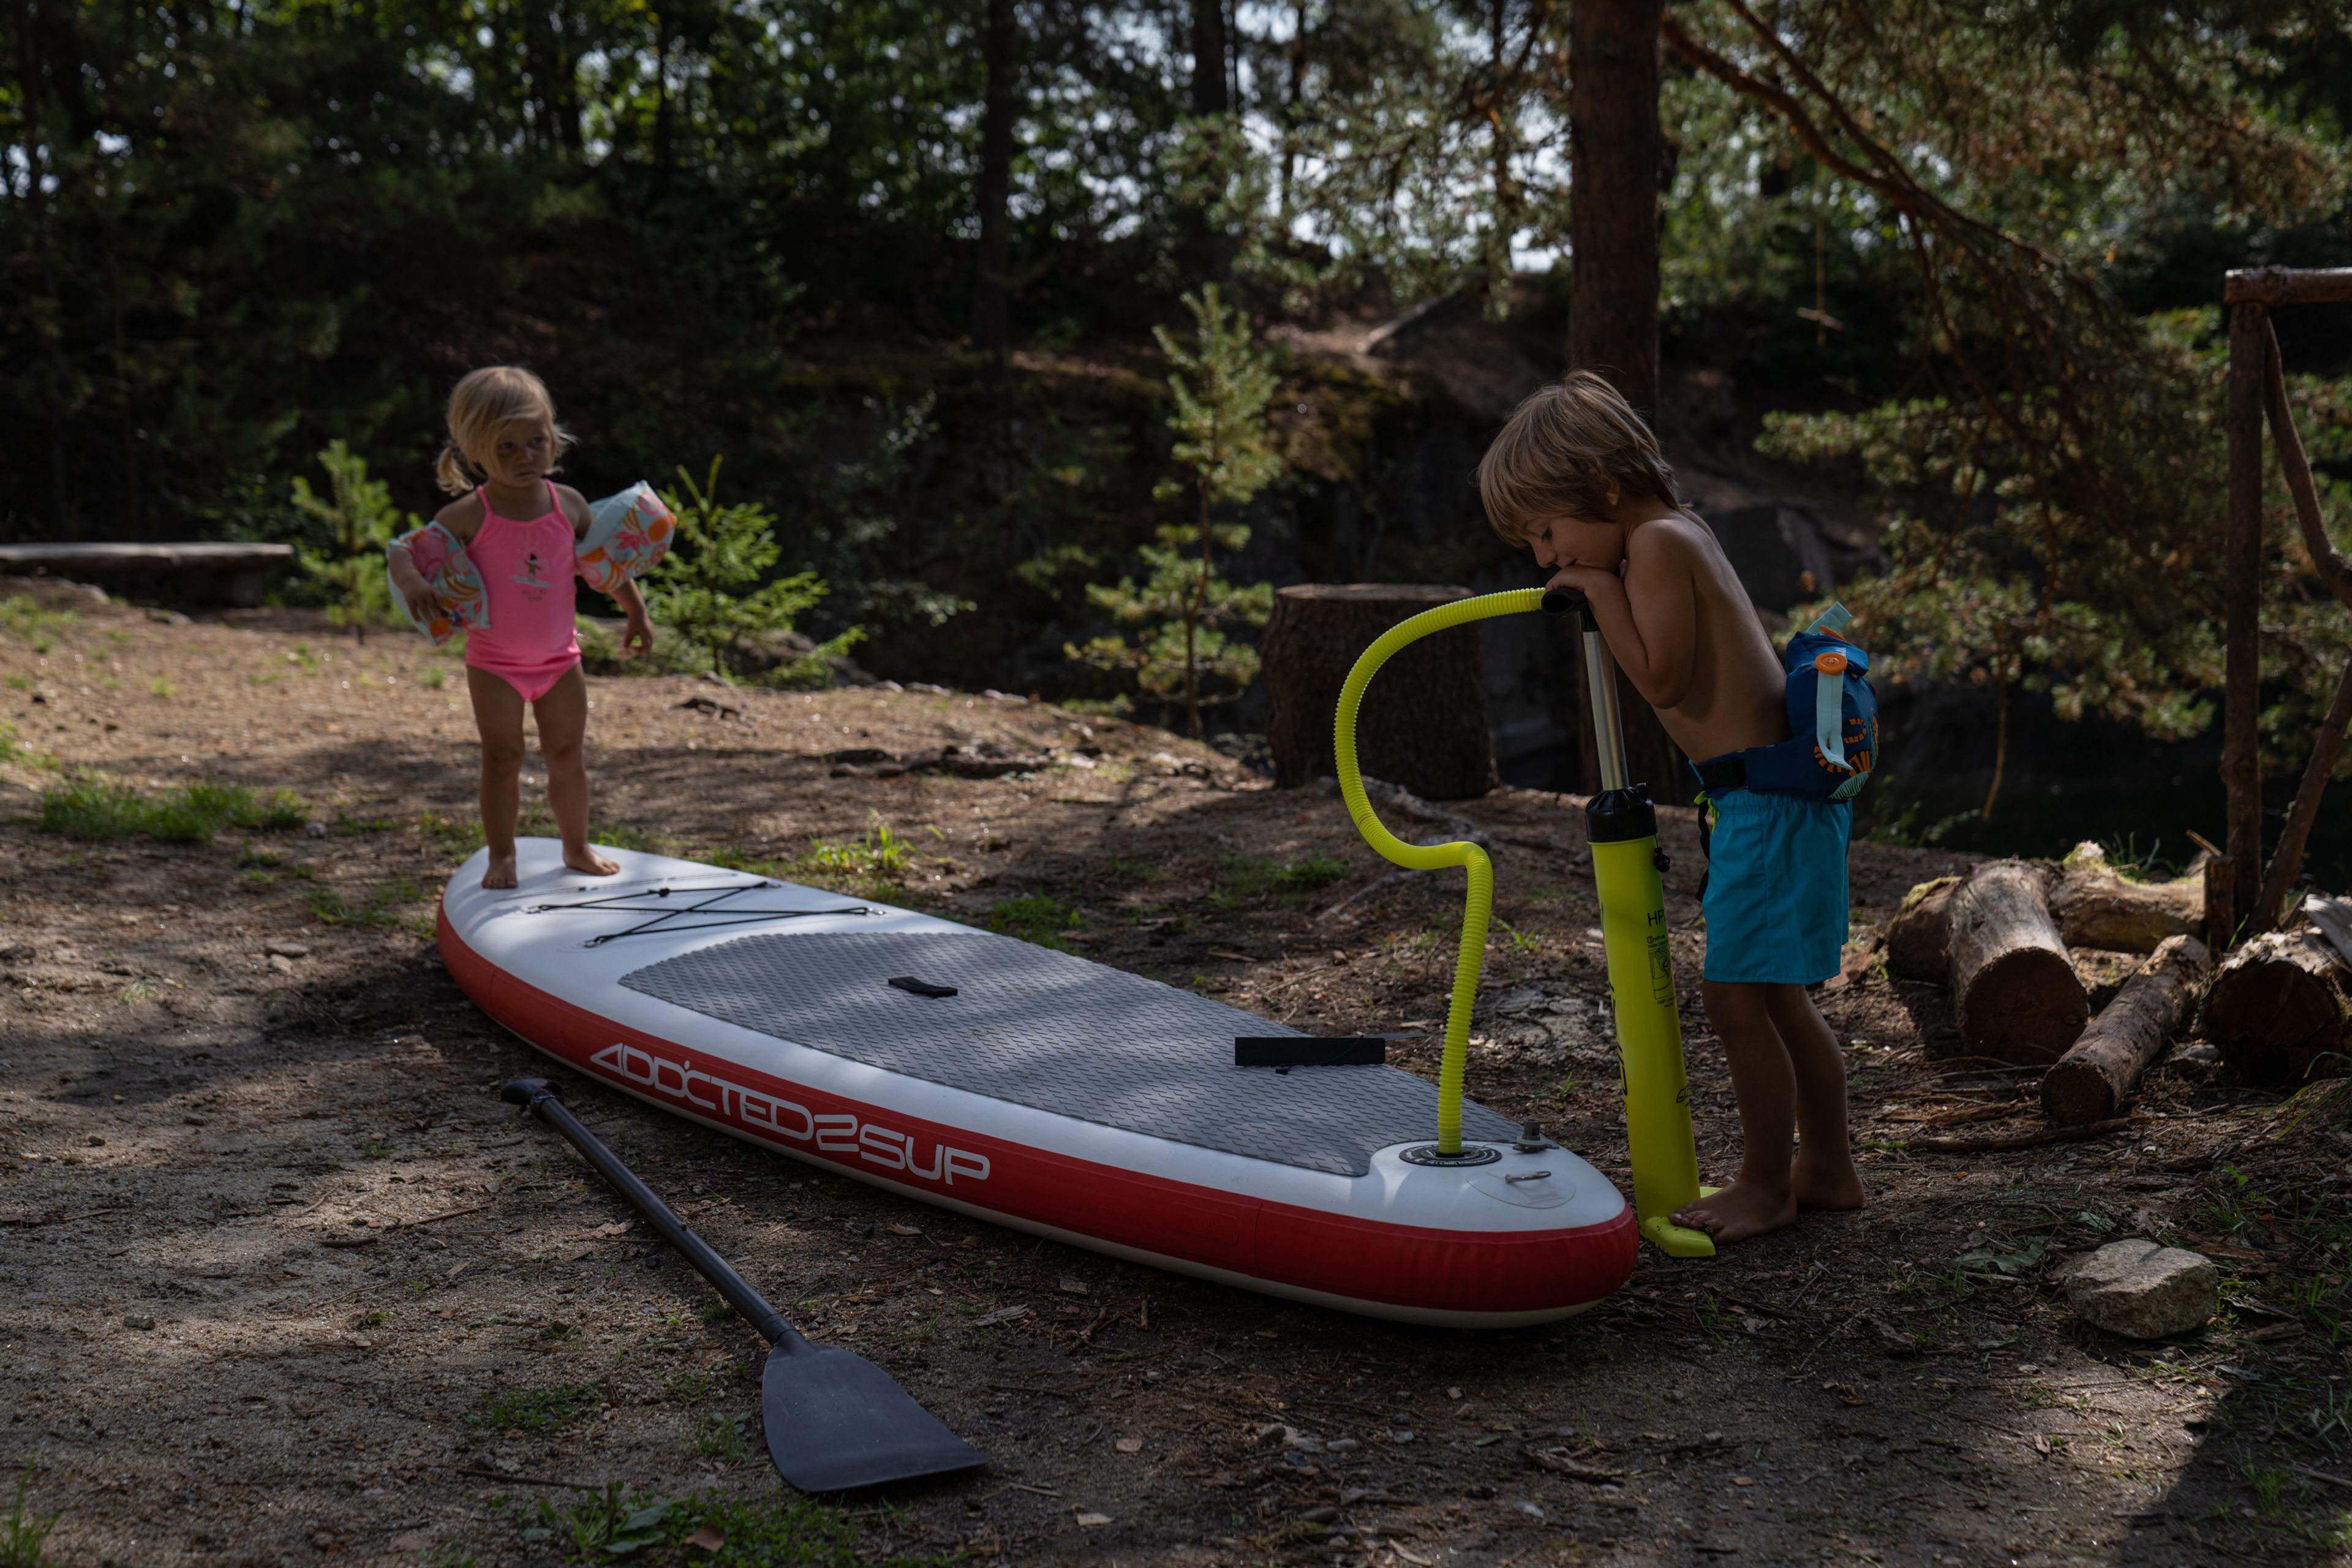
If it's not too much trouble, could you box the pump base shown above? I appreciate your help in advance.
[1640,1186,1721,1259]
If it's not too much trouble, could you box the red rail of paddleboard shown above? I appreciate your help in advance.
[440,904,1635,1316]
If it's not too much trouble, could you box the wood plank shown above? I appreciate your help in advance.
[0,543,294,570]
[2225,266,2352,305]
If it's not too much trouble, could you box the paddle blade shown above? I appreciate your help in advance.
[761,1342,985,1492]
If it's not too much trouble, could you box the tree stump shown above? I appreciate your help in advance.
[1946,861,2090,1065]
[2041,935,2211,1125]
[2049,842,2203,954]
[1262,584,1497,800]
[2201,928,2352,1084]
[1885,876,1961,981]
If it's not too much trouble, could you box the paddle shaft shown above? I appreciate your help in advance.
[502,1077,802,1349]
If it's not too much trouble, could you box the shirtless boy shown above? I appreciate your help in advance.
[1477,372,1864,1243]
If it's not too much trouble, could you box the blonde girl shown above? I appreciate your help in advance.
[386,366,654,889]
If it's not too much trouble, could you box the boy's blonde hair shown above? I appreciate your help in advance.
[1477,371,1678,545]
[435,366,573,496]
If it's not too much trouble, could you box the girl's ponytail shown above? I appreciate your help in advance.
[434,439,483,497]
[437,365,570,497]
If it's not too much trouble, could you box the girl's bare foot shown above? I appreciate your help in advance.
[1671,1178,1799,1244]
[483,853,519,890]
[1792,1150,1866,1212]
[564,845,621,876]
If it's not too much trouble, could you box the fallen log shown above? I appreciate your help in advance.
[1947,861,2090,1065]
[2201,928,2352,1085]
[1885,875,1961,981]
[2041,935,2211,1125]
[2049,842,2203,954]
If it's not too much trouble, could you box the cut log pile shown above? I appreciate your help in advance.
[2200,927,2351,1084]
[1885,844,2348,1106]
[2041,936,2209,1124]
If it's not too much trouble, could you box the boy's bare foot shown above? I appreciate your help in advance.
[1792,1150,1866,1212]
[1671,1178,1798,1244]
[482,853,519,890]
[564,845,621,876]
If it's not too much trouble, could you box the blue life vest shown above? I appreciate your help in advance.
[1736,603,1879,801]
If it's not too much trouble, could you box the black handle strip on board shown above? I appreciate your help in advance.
[500,1077,799,1348]
[887,976,959,998]
[1235,1036,1387,1067]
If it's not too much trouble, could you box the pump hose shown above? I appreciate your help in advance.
[1333,588,1545,1153]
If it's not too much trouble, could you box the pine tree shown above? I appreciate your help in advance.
[1070,286,1282,737]
[290,441,412,644]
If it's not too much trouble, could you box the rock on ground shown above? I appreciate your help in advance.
[2059,1238,2220,1339]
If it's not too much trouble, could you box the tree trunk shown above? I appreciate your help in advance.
[2222,301,2267,933]
[2201,928,2352,1085]
[1567,0,1680,801]
[1885,875,1961,981]
[1189,0,1228,115]
[1568,0,1661,420]
[971,0,1017,364]
[1946,861,2089,1065]
[2203,850,2238,952]
[2049,843,2203,954]
[2041,935,2210,1125]
[1262,584,1497,800]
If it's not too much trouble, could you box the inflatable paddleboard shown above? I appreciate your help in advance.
[439,840,1637,1325]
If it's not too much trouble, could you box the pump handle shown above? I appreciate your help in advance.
[1540,587,1588,617]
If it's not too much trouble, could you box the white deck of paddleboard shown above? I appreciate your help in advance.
[620,926,1520,1175]
[443,842,1619,1238]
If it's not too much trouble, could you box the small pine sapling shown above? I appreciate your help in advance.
[1070,286,1281,736]
[292,440,415,643]
[639,459,861,683]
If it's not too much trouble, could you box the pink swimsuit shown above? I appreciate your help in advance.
[463,485,582,703]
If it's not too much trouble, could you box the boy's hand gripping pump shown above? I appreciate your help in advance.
[1333,588,1714,1259]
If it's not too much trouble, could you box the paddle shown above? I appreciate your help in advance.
[499,1076,987,1492]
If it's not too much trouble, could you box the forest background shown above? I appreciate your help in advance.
[5,0,2352,875]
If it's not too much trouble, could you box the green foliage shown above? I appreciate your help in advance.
[636,460,859,681]
[476,1382,602,1434]
[1765,308,2352,810]
[38,778,305,842]
[1071,287,1280,737]
[984,892,1084,948]
[291,441,415,639]
[0,1460,59,1568]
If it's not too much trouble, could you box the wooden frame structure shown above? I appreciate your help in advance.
[2222,266,2352,944]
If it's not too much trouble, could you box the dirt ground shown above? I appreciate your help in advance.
[3,579,2348,1568]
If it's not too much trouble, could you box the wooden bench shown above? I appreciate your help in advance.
[0,543,295,607]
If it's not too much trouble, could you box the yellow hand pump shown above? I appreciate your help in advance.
[1332,588,1714,1256]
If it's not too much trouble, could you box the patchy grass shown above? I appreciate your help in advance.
[801,813,912,889]
[37,778,306,842]
[516,1483,946,1567]
[689,1412,750,1461]
[1213,853,1352,906]
[307,873,432,934]
[984,892,1084,949]
[476,1382,603,1434]
[0,596,77,655]
[0,1458,60,1568]
[0,722,54,771]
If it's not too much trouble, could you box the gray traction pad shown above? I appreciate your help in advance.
[619,929,1518,1175]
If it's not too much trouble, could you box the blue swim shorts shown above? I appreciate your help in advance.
[1699,788,1852,985]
